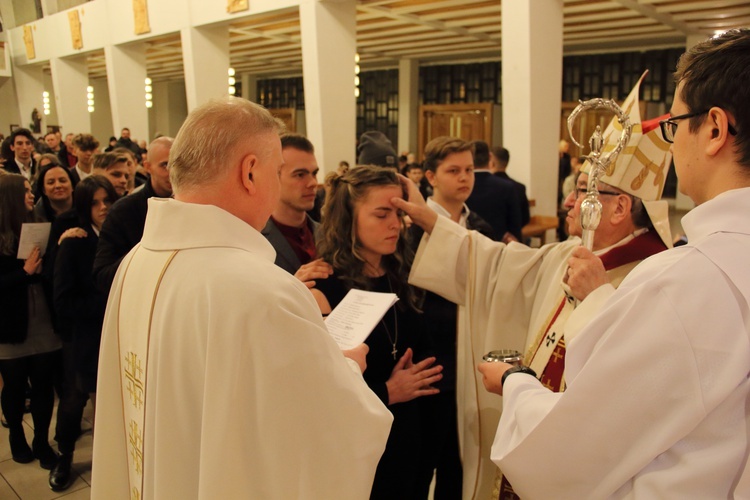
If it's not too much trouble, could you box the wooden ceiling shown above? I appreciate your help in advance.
[82,0,750,81]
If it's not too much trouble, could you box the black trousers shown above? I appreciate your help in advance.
[0,349,60,442]
[414,391,463,500]
[53,340,89,454]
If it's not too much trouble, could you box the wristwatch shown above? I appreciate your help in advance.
[501,365,537,388]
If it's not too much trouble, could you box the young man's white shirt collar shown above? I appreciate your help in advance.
[76,164,91,181]
[14,159,32,180]
[427,197,471,228]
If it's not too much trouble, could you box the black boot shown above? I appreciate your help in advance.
[9,428,33,464]
[49,452,74,492]
[32,438,59,470]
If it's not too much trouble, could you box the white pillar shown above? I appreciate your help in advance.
[501,0,563,219]
[241,73,257,102]
[50,56,91,134]
[105,42,149,142]
[398,58,419,156]
[13,64,45,133]
[299,0,357,175]
[180,26,230,112]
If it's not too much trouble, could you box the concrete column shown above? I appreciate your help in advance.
[398,58,419,156]
[180,26,230,111]
[501,0,563,219]
[299,0,357,175]
[241,73,257,102]
[105,42,149,142]
[49,56,91,134]
[12,64,45,133]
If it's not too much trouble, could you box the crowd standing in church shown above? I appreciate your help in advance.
[1,29,749,500]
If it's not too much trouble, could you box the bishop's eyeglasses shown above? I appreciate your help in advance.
[659,110,738,144]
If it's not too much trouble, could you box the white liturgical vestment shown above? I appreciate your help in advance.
[492,187,750,499]
[409,215,666,499]
[92,198,393,499]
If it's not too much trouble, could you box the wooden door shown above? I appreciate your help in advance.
[418,103,493,160]
[268,108,296,133]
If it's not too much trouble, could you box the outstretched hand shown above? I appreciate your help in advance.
[386,348,442,404]
[58,227,88,245]
[390,175,438,234]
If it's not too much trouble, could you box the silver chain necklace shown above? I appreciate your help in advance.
[380,275,399,360]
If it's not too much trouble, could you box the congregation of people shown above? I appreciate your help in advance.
[0,28,749,500]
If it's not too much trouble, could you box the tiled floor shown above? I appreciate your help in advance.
[0,401,93,499]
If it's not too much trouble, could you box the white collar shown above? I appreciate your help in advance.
[427,197,470,228]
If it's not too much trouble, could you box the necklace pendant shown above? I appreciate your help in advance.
[392,345,397,360]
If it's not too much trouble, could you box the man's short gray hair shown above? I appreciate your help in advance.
[169,97,279,193]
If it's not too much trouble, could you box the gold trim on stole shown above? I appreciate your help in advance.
[116,247,178,499]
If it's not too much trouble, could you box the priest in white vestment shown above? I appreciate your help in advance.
[478,30,750,499]
[91,98,393,500]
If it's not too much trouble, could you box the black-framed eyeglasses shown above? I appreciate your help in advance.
[574,188,623,199]
[659,110,738,144]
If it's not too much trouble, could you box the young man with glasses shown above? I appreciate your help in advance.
[392,75,672,499]
[473,29,750,498]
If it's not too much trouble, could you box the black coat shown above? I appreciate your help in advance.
[54,230,106,390]
[0,253,43,344]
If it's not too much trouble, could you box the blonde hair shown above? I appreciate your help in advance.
[169,97,279,193]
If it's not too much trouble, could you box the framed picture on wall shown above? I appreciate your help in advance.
[47,125,61,134]
[10,124,21,133]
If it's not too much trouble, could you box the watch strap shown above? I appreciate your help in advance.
[501,365,537,388]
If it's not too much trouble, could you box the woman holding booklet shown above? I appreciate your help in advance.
[311,165,442,499]
[0,173,61,469]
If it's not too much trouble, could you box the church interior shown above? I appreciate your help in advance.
[0,0,748,497]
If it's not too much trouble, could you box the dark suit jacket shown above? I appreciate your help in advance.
[494,171,531,227]
[466,171,523,242]
[3,158,38,181]
[93,179,158,294]
[261,216,319,275]
[57,144,71,169]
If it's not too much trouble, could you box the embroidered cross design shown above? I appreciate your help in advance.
[552,349,565,363]
[124,352,145,409]
[545,332,556,347]
[128,420,144,476]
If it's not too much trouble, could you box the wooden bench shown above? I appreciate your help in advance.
[522,215,560,245]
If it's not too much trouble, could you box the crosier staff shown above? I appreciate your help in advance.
[567,98,632,250]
